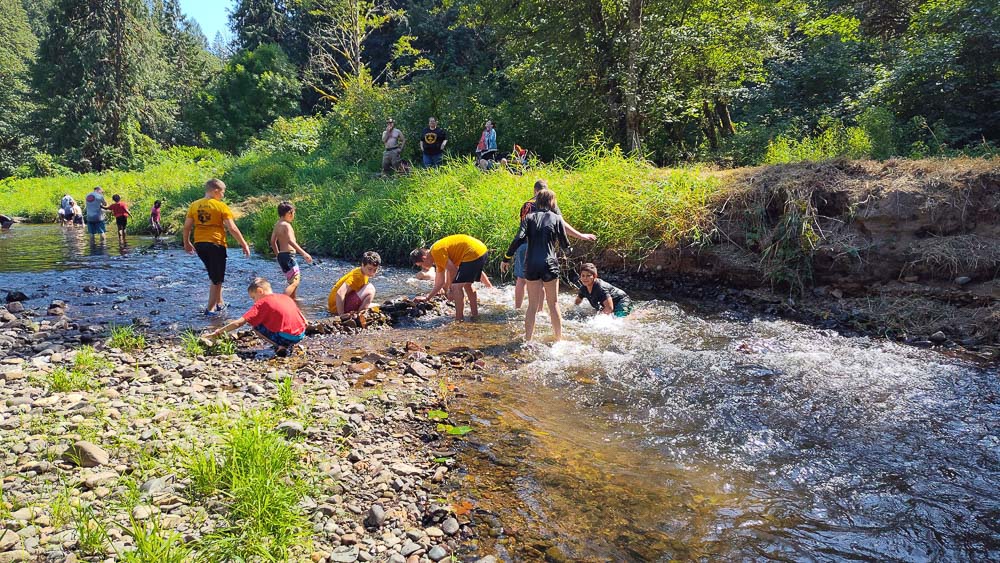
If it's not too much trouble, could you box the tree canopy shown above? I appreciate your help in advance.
[1,0,996,176]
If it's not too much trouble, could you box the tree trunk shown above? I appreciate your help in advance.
[715,98,735,136]
[624,0,643,153]
[702,100,718,150]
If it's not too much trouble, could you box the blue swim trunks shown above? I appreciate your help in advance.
[86,220,106,235]
[253,324,305,347]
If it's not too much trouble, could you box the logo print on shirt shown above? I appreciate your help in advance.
[424,132,438,144]
[197,208,211,224]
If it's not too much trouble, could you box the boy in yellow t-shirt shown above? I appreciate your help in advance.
[328,251,381,316]
[183,179,252,316]
[410,234,489,321]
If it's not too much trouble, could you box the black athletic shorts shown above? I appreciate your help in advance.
[195,242,227,285]
[453,253,488,284]
[115,216,128,231]
[525,264,559,282]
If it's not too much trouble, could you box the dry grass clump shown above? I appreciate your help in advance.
[903,235,1000,278]
[847,293,1000,341]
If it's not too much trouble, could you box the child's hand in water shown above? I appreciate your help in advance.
[303,253,314,264]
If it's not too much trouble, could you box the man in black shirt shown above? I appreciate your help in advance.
[420,117,448,168]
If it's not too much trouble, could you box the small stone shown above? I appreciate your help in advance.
[930,331,947,343]
[0,550,30,562]
[5,302,24,314]
[365,504,386,529]
[390,463,422,476]
[440,517,459,536]
[63,441,109,467]
[406,361,437,378]
[955,276,972,286]
[84,471,118,489]
[425,526,444,538]
[276,421,305,438]
[139,476,170,496]
[476,557,498,563]
[400,541,422,557]
[0,529,19,551]
[328,546,359,562]
[427,546,448,561]
[340,533,358,545]
[350,362,376,375]
[132,505,154,520]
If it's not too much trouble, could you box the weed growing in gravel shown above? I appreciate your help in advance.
[191,411,309,560]
[275,374,296,410]
[122,518,192,563]
[185,448,221,498]
[49,487,74,527]
[73,346,114,374]
[180,330,204,357]
[47,366,95,392]
[180,329,237,357]
[0,489,11,520]
[73,503,109,556]
[108,324,147,351]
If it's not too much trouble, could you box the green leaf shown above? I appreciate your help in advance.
[427,409,449,421]
[446,425,472,436]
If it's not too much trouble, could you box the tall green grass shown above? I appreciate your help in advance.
[0,147,228,231]
[187,410,309,561]
[240,144,721,267]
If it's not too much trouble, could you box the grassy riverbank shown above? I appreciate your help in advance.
[0,147,228,227]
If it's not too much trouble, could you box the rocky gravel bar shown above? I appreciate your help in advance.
[0,297,498,563]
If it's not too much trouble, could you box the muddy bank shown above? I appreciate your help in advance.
[591,158,1000,359]
[0,299,496,562]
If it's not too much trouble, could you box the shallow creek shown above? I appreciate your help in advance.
[2,225,998,561]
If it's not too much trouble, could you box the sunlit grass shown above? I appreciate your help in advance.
[108,324,146,351]
[187,410,309,560]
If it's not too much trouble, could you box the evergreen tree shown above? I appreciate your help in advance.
[0,0,38,177]
[32,0,157,171]
[230,0,291,50]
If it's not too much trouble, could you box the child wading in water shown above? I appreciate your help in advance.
[150,200,163,239]
[328,251,380,316]
[204,277,307,357]
[107,194,131,243]
[270,201,313,300]
[574,262,633,317]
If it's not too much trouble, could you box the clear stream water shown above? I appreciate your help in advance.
[2,225,998,562]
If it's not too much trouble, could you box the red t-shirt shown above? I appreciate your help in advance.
[108,202,130,218]
[242,293,306,335]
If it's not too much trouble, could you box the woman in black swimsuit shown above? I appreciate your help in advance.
[502,188,570,341]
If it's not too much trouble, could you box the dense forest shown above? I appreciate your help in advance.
[0,0,997,179]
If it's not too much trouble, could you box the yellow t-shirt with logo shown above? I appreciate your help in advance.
[327,268,370,312]
[186,198,233,246]
[430,235,487,271]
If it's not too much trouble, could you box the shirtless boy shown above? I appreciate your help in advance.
[270,201,313,300]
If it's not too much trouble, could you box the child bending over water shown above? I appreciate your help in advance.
[204,277,307,357]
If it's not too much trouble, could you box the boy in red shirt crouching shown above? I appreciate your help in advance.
[205,277,307,357]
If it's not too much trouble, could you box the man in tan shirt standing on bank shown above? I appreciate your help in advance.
[381,117,405,176]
